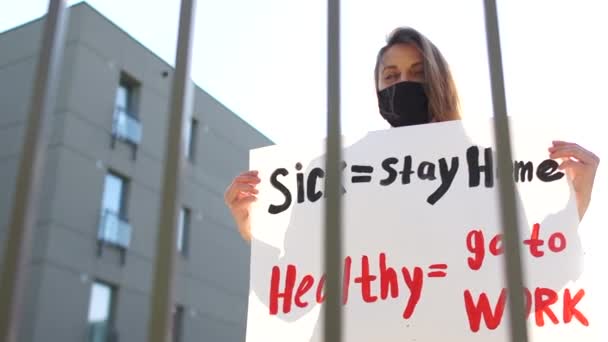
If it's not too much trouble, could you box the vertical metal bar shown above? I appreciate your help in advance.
[324,0,342,341]
[483,1,529,341]
[0,1,68,341]
[146,0,196,341]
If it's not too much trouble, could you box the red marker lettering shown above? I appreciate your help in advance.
[316,275,326,304]
[489,234,504,256]
[524,288,532,319]
[466,229,485,270]
[342,256,352,305]
[354,255,378,303]
[524,223,545,257]
[380,253,399,299]
[269,265,297,315]
[548,232,567,253]
[402,266,423,319]
[294,275,314,308]
[464,289,507,332]
[563,289,588,326]
[534,287,559,326]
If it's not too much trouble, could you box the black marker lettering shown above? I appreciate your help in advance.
[268,168,291,214]
[427,157,459,205]
[400,156,415,184]
[467,146,494,188]
[307,167,325,202]
[537,159,565,182]
[296,163,305,204]
[418,161,437,180]
[514,161,534,182]
[380,157,398,186]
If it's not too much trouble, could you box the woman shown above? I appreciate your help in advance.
[225,27,600,242]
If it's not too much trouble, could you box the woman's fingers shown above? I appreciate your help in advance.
[549,144,599,165]
[223,170,260,242]
[557,160,583,180]
[558,159,581,171]
[232,195,258,210]
[226,183,258,202]
[549,141,600,220]
[551,140,571,146]
[234,175,261,185]
[232,195,257,241]
[240,170,259,178]
[228,171,261,200]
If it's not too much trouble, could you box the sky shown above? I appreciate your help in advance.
[2,0,607,338]
[7,0,607,144]
[2,0,606,144]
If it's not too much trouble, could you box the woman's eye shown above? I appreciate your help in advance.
[385,74,398,81]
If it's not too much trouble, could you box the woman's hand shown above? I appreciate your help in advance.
[224,170,261,242]
[549,141,600,220]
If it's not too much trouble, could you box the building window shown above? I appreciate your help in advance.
[101,172,128,219]
[185,117,198,162]
[112,73,142,147]
[98,172,132,249]
[115,75,138,118]
[87,281,117,342]
[177,207,190,256]
[172,305,185,342]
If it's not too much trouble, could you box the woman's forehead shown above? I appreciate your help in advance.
[381,43,423,66]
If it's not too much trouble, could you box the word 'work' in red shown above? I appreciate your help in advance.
[464,287,588,332]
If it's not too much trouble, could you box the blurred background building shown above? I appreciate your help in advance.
[0,2,271,341]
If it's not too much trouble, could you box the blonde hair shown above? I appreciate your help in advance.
[374,27,461,121]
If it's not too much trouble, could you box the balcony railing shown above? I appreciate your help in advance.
[89,321,118,342]
[98,209,132,249]
[112,107,142,145]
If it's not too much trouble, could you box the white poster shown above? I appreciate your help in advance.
[245,118,596,341]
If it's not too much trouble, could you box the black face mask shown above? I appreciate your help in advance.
[377,81,430,127]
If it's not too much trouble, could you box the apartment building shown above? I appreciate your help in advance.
[0,3,271,341]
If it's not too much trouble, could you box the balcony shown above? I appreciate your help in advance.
[89,321,118,342]
[98,209,132,249]
[111,107,142,146]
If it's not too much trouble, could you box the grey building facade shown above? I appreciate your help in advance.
[0,3,271,341]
